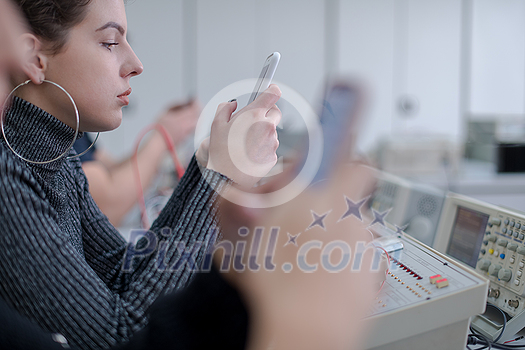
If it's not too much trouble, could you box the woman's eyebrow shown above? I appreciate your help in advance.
[96,21,125,36]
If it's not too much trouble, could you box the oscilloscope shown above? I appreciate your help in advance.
[434,193,525,341]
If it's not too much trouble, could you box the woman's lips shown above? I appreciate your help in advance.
[117,88,132,105]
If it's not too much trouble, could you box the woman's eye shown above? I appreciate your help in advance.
[102,42,119,51]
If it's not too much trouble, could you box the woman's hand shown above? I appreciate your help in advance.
[217,162,383,350]
[205,84,282,188]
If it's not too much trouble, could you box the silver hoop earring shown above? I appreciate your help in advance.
[1,79,97,164]
[73,132,100,159]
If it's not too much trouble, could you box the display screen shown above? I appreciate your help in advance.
[446,206,489,268]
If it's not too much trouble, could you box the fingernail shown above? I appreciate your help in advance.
[228,99,237,103]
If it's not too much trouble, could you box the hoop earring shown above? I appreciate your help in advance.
[0,79,97,164]
[73,132,100,159]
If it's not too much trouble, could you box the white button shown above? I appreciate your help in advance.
[494,251,499,256]
[518,271,523,277]
[515,280,520,286]
[520,262,525,268]
[511,258,516,264]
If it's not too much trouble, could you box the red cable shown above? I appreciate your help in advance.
[504,336,524,344]
[132,124,185,228]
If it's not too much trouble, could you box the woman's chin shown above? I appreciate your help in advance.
[106,117,123,131]
[80,114,122,132]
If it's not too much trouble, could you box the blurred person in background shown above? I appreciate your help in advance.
[74,99,200,227]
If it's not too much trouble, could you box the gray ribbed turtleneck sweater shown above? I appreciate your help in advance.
[0,97,230,350]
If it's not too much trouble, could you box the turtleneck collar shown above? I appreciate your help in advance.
[2,96,82,172]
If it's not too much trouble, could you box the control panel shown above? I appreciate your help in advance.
[364,226,488,350]
[433,193,525,340]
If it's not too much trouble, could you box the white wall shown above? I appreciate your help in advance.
[469,0,525,117]
[338,0,463,152]
[337,0,396,152]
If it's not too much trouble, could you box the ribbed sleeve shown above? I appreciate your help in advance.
[0,98,231,350]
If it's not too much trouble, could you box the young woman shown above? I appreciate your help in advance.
[0,0,280,349]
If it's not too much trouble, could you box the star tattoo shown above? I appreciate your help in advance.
[339,196,369,222]
[306,210,331,231]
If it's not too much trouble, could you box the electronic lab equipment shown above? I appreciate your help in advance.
[367,170,446,246]
[374,135,461,177]
[433,193,525,341]
[364,224,488,350]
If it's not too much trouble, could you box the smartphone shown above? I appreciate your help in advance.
[315,80,362,181]
[247,52,281,106]
[297,78,364,185]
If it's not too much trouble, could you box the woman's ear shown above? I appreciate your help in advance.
[18,33,47,85]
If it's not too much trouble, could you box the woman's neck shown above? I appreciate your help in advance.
[15,81,78,131]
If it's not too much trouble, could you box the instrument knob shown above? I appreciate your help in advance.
[478,259,491,271]
[498,268,512,282]
[489,264,502,276]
